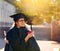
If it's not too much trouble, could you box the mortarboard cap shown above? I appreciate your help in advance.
[10,13,26,22]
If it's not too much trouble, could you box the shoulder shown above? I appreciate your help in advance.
[23,27,29,32]
[7,27,15,34]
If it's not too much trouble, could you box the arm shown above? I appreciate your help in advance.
[4,31,11,44]
[4,37,9,44]
[25,31,34,42]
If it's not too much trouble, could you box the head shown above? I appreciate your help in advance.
[15,18,25,28]
[10,13,26,28]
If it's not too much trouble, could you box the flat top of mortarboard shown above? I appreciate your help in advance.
[10,13,25,18]
[10,13,26,21]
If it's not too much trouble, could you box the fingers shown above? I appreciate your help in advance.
[4,38,9,44]
[25,38,28,42]
[28,31,34,36]
[28,33,33,38]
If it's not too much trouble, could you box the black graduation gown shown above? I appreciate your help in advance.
[4,26,28,51]
[5,26,40,51]
[4,44,13,51]
[19,27,40,51]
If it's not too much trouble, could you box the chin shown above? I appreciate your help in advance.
[21,25,25,27]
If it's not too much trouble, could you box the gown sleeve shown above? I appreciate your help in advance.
[6,31,12,42]
[25,28,40,51]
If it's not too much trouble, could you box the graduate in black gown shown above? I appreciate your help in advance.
[4,13,40,51]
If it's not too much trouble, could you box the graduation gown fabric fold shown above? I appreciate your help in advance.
[4,26,40,51]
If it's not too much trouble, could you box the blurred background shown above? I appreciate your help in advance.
[0,0,60,51]
[0,0,60,41]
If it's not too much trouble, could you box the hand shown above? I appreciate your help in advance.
[4,38,9,44]
[27,33,33,38]
[25,31,34,42]
[28,31,34,37]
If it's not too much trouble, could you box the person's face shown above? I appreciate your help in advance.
[15,18,25,28]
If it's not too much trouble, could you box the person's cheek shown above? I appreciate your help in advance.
[22,22,24,25]
[19,22,21,26]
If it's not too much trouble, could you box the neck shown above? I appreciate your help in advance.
[15,25,24,28]
[15,25,20,28]
[16,26,20,28]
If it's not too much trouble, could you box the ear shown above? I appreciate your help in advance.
[15,21,18,25]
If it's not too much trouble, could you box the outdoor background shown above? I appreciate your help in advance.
[0,0,60,51]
